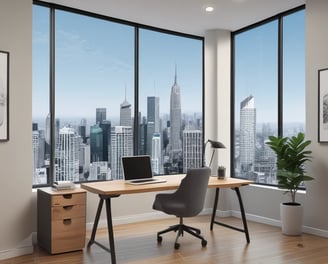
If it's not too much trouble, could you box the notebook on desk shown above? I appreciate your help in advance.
[122,155,167,185]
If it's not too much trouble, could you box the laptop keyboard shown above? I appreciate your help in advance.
[130,179,156,183]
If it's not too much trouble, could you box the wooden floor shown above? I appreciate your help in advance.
[1,216,328,264]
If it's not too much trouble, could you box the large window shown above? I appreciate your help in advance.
[282,10,305,136]
[54,10,135,182]
[32,2,204,186]
[232,7,305,185]
[32,5,50,185]
[138,29,203,175]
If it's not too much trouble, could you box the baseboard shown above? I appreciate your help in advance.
[86,208,328,239]
[230,209,328,238]
[0,234,33,261]
[86,207,215,230]
[303,225,328,237]
[231,210,281,227]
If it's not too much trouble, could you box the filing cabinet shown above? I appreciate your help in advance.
[37,188,86,254]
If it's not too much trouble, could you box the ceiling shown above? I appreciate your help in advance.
[39,0,305,36]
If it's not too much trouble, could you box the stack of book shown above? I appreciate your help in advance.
[53,181,75,191]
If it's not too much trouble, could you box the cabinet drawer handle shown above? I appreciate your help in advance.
[63,194,72,199]
[63,205,73,210]
[63,218,72,225]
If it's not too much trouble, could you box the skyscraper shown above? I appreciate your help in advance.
[240,95,256,176]
[78,140,90,181]
[183,129,202,173]
[146,96,160,155]
[151,132,161,174]
[147,96,160,131]
[90,124,103,162]
[32,123,44,169]
[138,115,147,155]
[56,126,80,182]
[170,67,182,164]
[89,161,110,181]
[78,118,87,143]
[99,120,111,163]
[110,126,133,180]
[32,127,40,182]
[96,108,106,124]
[120,96,132,127]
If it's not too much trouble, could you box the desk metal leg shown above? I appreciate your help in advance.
[105,197,116,264]
[210,188,220,230]
[87,195,118,264]
[210,187,250,243]
[234,187,250,243]
[88,197,104,247]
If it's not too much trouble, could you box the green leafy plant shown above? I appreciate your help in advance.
[266,132,314,204]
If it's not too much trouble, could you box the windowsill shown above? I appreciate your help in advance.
[32,183,82,193]
[248,183,306,195]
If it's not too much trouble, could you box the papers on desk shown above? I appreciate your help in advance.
[53,181,75,191]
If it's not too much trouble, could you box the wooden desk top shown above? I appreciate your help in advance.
[80,175,252,196]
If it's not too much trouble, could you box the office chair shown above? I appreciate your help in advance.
[152,166,211,249]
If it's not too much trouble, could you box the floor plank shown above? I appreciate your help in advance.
[1,216,328,263]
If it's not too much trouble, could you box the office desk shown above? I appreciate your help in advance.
[81,175,252,264]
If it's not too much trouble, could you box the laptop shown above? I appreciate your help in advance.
[122,155,167,185]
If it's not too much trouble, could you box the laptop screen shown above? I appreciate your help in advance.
[122,155,153,181]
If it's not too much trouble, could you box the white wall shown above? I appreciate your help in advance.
[228,0,328,235]
[0,0,34,259]
[1,0,328,260]
[303,0,328,230]
[204,29,231,173]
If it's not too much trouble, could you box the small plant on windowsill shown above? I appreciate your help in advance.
[217,166,226,179]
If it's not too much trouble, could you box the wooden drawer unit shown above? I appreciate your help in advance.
[37,188,87,254]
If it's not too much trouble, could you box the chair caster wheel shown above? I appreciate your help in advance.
[157,236,163,243]
[201,239,207,247]
[174,243,180,250]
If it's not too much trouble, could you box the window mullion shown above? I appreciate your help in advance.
[49,7,55,186]
[278,16,283,137]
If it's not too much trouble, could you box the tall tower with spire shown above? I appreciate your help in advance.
[120,85,132,127]
[170,66,182,164]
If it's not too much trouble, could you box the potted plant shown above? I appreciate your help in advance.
[266,132,313,235]
[217,166,226,179]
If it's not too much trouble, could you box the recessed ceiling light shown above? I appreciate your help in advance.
[205,6,214,12]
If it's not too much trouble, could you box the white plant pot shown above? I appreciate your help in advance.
[280,203,303,236]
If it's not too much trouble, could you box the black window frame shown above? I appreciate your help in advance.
[230,5,306,185]
[32,0,205,188]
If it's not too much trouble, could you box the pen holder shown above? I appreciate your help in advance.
[217,167,226,179]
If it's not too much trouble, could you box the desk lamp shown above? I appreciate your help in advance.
[203,139,226,167]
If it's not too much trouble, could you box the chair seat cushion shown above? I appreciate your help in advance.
[153,193,188,217]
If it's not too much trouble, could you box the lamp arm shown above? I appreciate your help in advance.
[203,140,210,166]
[209,149,215,167]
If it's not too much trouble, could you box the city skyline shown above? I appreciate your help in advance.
[235,93,305,185]
[32,5,203,120]
[32,68,203,184]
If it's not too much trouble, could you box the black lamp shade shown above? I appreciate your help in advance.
[203,139,225,167]
[208,139,225,149]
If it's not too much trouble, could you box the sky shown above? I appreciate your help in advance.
[32,5,203,123]
[32,5,305,129]
[234,10,305,125]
